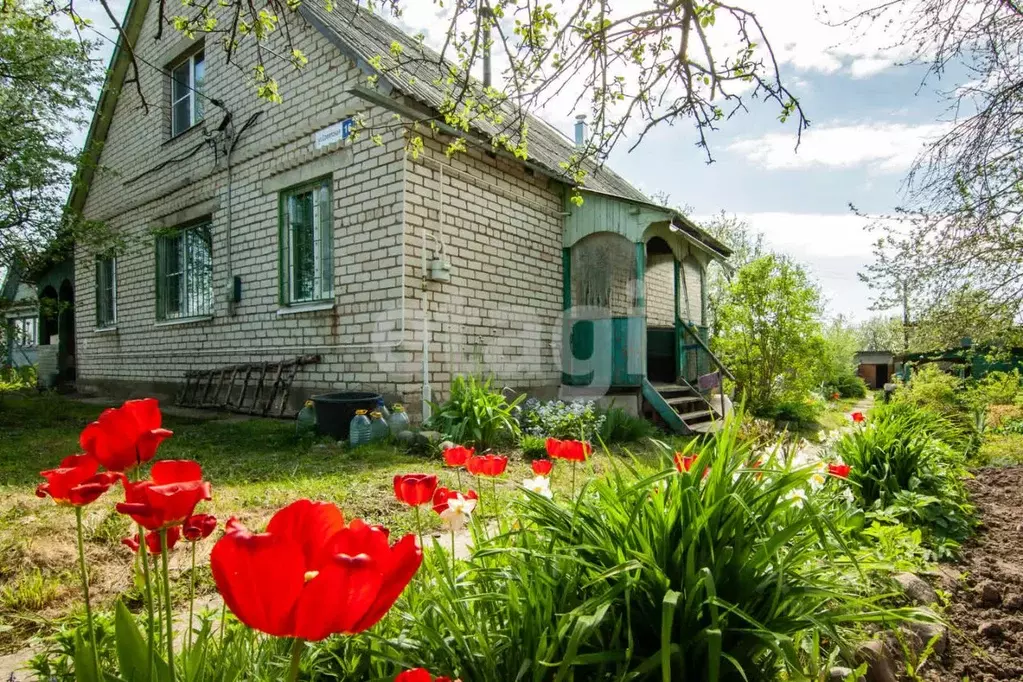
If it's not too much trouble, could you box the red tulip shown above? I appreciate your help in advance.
[210,499,422,641]
[546,438,591,462]
[116,460,212,530]
[394,670,456,682]
[851,412,865,423]
[674,453,696,473]
[183,513,218,541]
[393,474,439,507]
[124,526,181,554]
[36,454,123,506]
[466,454,508,477]
[79,398,173,472]
[531,458,553,476]
[442,445,474,468]
[431,487,479,515]
[828,463,852,479]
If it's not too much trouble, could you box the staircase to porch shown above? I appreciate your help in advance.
[642,379,722,434]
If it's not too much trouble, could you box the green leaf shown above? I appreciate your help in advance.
[74,630,99,682]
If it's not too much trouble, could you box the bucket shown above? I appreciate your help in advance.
[311,392,382,440]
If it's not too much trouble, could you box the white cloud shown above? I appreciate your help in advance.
[728,122,949,173]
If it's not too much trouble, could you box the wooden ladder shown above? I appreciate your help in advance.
[176,355,321,417]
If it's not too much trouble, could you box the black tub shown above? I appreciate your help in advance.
[312,392,382,440]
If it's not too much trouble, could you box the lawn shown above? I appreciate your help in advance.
[0,392,671,654]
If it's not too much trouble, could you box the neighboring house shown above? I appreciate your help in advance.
[1,266,40,368]
[66,0,732,432]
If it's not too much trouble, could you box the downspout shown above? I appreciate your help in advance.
[422,163,444,421]
[223,112,261,316]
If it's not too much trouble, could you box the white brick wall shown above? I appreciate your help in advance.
[75,5,569,413]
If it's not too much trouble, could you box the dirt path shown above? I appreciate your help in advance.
[933,466,1023,681]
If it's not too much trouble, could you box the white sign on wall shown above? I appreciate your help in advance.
[312,118,354,149]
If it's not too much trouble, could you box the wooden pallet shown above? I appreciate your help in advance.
[176,355,321,417]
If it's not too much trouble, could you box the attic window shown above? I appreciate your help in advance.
[170,49,205,137]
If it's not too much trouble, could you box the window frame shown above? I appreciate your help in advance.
[169,48,205,138]
[155,221,214,322]
[11,316,37,347]
[278,177,334,306]
[95,255,117,329]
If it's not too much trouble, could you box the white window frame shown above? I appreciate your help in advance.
[12,316,37,347]
[96,256,117,329]
[170,49,205,137]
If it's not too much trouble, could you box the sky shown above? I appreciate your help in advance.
[72,0,954,321]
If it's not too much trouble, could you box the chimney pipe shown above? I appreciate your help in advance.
[574,114,587,147]
[482,3,492,88]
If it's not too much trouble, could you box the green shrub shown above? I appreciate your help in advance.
[835,408,974,559]
[871,400,973,455]
[828,371,868,399]
[518,398,604,439]
[896,364,968,418]
[765,395,823,426]
[596,406,658,443]
[426,375,523,449]
[519,433,547,457]
[0,365,36,392]
[968,369,1022,407]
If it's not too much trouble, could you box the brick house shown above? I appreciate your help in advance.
[65,0,732,432]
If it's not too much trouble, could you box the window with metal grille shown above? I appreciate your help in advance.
[170,49,205,137]
[95,256,117,328]
[279,178,333,305]
[156,223,213,320]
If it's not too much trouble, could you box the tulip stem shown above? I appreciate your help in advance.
[134,462,157,680]
[449,529,456,575]
[160,531,176,679]
[187,542,196,651]
[456,468,462,490]
[572,462,577,499]
[75,507,100,679]
[217,601,227,653]
[287,638,304,682]
[414,505,424,552]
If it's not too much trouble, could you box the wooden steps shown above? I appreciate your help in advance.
[645,380,722,435]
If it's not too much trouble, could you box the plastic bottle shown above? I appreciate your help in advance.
[387,403,411,436]
[296,400,317,436]
[349,409,372,447]
[369,410,389,441]
[375,397,391,422]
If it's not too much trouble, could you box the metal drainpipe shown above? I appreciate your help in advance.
[422,163,444,421]
[224,146,235,316]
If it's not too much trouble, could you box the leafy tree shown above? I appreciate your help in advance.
[857,315,905,353]
[57,1,806,180]
[699,211,766,338]
[712,254,826,411]
[850,1,1023,325]
[0,0,98,270]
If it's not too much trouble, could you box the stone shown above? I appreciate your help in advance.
[1003,593,1023,611]
[394,430,416,446]
[418,430,443,443]
[978,621,1004,639]
[894,572,940,607]
[855,640,898,682]
[977,580,1003,607]
[903,610,949,656]
[829,666,864,682]
[438,440,456,452]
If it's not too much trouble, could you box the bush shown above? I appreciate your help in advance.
[0,364,36,392]
[834,407,974,559]
[596,406,658,443]
[426,375,523,449]
[897,364,967,417]
[968,369,1022,408]
[765,395,823,426]
[518,398,605,440]
[827,371,868,399]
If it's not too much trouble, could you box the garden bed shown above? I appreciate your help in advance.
[932,466,1023,681]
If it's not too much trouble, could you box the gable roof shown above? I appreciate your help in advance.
[301,2,650,203]
[71,0,730,258]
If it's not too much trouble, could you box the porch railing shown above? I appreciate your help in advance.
[679,320,735,383]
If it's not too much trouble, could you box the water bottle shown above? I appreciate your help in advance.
[296,400,317,436]
[388,403,411,436]
[349,409,371,447]
[369,410,390,441]
[375,398,391,421]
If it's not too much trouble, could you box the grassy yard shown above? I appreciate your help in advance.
[0,392,673,653]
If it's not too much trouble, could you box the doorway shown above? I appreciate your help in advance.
[645,237,676,384]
